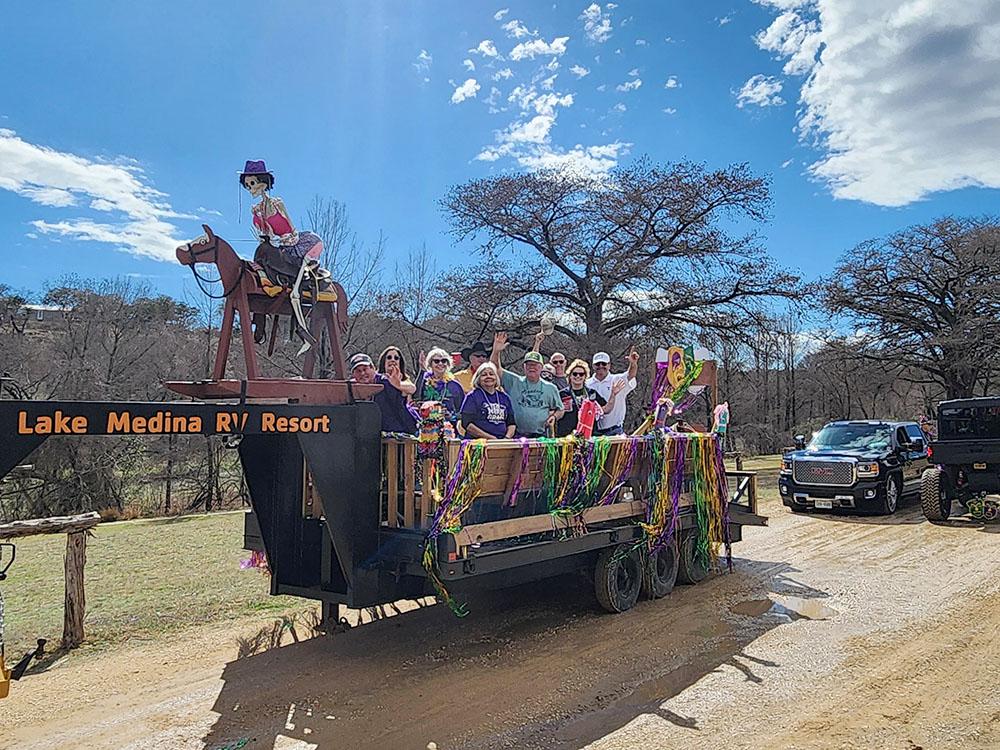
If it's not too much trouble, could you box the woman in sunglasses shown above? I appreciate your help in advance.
[377,346,416,394]
[555,359,627,437]
[413,347,466,427]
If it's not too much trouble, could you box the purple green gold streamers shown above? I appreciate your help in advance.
[713,435,733,570]
[598,437,640,505]
[422,440,488,616]
[507,437,531,507]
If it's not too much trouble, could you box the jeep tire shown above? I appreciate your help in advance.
[921,467,951,522]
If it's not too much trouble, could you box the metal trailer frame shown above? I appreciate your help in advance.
[0,400,766,613]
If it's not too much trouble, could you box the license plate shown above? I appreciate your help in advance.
[814,499,833,509]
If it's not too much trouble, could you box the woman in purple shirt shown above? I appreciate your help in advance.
[414,347,466,426]
[460,362,516,439]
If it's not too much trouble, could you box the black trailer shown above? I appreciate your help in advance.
[0,399,766,616]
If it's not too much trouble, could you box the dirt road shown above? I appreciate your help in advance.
[3,477,999,750]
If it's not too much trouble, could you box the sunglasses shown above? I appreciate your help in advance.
[594,363,609,367]
[570,371,586,377]
[430,358,449,365]
[385,354,400,361]
[551,359,566,364]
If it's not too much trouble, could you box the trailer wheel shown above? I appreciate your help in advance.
[641,537,679,599]
[676,531,709,585]
[594,545,642,613]
[921,467,951,522]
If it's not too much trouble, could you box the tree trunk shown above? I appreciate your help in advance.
[62,531,87,649]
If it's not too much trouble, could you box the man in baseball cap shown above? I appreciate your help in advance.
[488,334,564,437]
[349,352,417,434]
[587,348,639,435]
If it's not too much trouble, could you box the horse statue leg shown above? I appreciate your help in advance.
[330,281,349,334]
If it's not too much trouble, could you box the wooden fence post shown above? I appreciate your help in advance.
[63,531,88,649]
[0,512,100,651]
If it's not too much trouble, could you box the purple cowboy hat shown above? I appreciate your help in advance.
[238,160,274,187]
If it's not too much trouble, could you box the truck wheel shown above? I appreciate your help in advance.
[921,467,951,522]
[594,545,642,613]
[676,531,709,585]
[641,538,679,599]
[878,473,901,515]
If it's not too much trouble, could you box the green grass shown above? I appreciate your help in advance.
[1,511,306,657]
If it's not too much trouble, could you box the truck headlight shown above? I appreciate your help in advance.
[780,459,792,474]
[857,462,879,477]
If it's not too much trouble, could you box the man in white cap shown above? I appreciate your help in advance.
[587,347,639,435]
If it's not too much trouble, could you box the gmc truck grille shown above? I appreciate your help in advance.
[792,459,855,487]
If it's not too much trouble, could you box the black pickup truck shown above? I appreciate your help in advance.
[921,397,1000,521]
[779,420,930,515]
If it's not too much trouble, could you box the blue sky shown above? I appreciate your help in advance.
[2,1,999,303]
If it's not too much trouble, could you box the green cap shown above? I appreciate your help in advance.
[523,351,544,365]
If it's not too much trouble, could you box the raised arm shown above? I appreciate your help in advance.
[491,331,510,378]
[626,346,639,381]
[532,331,545,353]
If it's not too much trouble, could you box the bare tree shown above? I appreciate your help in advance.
[826,216,1000,398]
[441,158,801,344]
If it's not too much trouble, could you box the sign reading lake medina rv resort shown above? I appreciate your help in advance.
[15,408,332,435]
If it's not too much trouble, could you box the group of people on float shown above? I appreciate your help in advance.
[349,330,640,440]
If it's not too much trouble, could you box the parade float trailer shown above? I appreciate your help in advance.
[0,226,766,626]
[0,397,765,619]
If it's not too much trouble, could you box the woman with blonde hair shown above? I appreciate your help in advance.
[413,347,466,426]
[460,362,516,440]
[555,358,626,437]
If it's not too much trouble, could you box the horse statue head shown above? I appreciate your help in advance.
[176,225,245,296]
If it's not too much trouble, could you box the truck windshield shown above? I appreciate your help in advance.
[809,424,893,451]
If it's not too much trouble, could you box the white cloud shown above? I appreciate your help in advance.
[635,38,647,45]
[613,102,627,112]
[451,78,481,104]
[463,58,476,72]
[494,7,509,20]
[580,3,613,43]
[663,107,677,115]
[718,15,733,26]
[628,67,640,77]
[755,10,821,75]
[505,114,557,144]
[502,19,534,39]
[781,158,795,168]
[0,128,187,261]
[596,84,607,92]
[753,0,1000,206]
[413,49,433,74]
[664,76,680,89]
[469,40,499,58]
[616,78,642,92]
[492,67,514,80]
[196,206,224,217]
[485,86,504,113]
[510,36,569,61]
[570,64,590,77]
[736,74,785,108]
[517,142,631,174]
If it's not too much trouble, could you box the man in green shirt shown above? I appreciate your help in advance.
[491,332,565,437]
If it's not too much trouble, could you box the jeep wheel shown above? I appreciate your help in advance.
[921,467,951,522]
[878,473,901,515]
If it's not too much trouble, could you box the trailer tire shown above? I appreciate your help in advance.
[676,531,709,585]
[594,545,642,613]
[921,467,951,522]
[641,537,679,599]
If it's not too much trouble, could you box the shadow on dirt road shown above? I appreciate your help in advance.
[203,560,827,750]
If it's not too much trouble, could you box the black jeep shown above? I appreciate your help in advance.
[921,397,1000,521]
[779,420,929,515]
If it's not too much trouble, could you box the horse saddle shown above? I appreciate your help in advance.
[245,261,338,303]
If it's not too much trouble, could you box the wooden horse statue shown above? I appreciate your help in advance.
[177,224,348,381]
